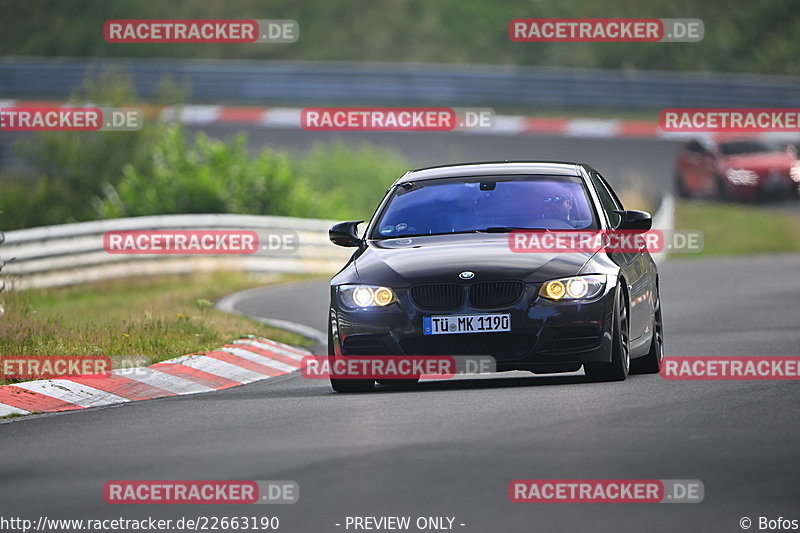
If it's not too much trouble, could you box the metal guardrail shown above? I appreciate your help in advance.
[0,194,673,291]
[0,214,351,289]
[1,57,799,110]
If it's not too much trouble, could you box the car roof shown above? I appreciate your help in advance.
[395,161,591,184]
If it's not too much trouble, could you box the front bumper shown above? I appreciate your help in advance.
[330,282,616,373]
[728,177,797,200]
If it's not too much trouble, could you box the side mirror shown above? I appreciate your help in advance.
[329,220,364,247]
[614,210,652,232]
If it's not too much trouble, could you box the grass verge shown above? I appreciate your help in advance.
[0,272,315,386]
[674,200,800,258]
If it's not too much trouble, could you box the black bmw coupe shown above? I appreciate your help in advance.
[327,162,664,392]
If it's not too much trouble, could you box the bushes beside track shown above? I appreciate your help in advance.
[1,124,409,230]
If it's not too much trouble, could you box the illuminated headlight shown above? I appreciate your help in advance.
[725,168,759,186]
[790,164,800,183]
[338,285,396,308]
[539,275,607,301]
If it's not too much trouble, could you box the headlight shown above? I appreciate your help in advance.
[725,168,758,186]
[338,285,396,308]
[539,275,607,301]
[790,164,800,183]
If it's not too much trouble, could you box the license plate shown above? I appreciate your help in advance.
[423,313,511,335]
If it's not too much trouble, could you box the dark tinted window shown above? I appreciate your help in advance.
[719,140,783,156]
[685,140,705,153]
[371,176,598,238]
[590,173,623,228]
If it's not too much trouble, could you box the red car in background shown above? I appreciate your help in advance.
[675,138,800,201]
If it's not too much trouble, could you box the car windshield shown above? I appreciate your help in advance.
[371,176,598,238]
[719,140,784,156]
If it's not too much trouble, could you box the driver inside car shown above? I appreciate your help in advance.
[537,184,575,225]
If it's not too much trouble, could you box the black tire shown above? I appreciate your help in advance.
[330,375,375,393]
[675,171,689,198]
[584,284,630,382]
[630,289,664,375]
[328,321,374,393]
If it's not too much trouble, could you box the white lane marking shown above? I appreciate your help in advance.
[565,119,621,138]
[113,367,213,394]
[230,342,302,367]
[235,339,308,361]
[12,380,130,408]
[0,403,30,417]
[252,317,326,345]
[481,116,526,135]
[261,107,302,127]
[220,347,298,373]
[161,105,221,124]
[216,289,327,345]
[248,335,311,355]
[169,354,268,384]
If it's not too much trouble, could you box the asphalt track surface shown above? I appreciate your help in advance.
[2,253,800,532]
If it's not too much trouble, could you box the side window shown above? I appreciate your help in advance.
[687,139,713,155]
[590,173,623,228]
[686,140,703,153]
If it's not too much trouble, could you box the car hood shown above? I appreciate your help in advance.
[353,234,598,286]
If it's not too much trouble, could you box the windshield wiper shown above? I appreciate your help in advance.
[373,228,547,239]
[373,230,477,239]
[475,226,546,233]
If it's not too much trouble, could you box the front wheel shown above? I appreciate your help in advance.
[584,284,630,382]
[630,290,664,374]
[328,353,375,393]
